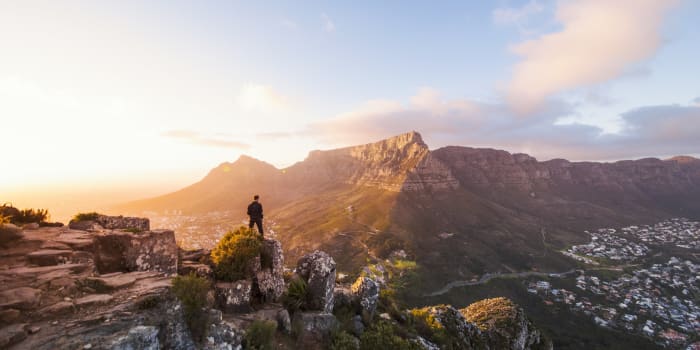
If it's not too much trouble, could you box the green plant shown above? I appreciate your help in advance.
[211,226,262,281]
[461,297,518,331]
[172,273,211,342]
[244,320,276,350]
[282,276,308,312]
[123,227,143,233]
[331,330,359,350]
[72,212,101,222]
[359,321,421,350]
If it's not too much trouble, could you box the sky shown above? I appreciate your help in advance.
[1,0,699,216]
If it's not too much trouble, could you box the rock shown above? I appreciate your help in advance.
[0,309,20,324]
[461,297,552,350]
[27,249,74,266]
[22,223,40,230]
[0,224,23,245]
[414,336,440,350]
[253,239,285,302]
[55,232,94,250]
[28,326,41,334]
[69,215,150,232]
[412,305,484,350]
[161,301,197,350]
[204,319,243,350]
[292,312,338,350]
[111,325,160,350]
[0,287,41,310]
[277,309,291,334]
[215,281,252,313]
[40,301,74,314]
[85,273,137,291]
[351,315,364,337]
[297,250,336,313]
[0,323,28,349]
[75,294,113,307]
[333,286,354,311]
[351,276,379,322]
[93,230,178,274]
[179,262,213,279]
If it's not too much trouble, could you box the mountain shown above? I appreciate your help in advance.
[117,131,700,287]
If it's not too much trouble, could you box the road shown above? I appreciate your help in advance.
[425,269,577,297]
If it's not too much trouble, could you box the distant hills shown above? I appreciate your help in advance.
[117,131,700,288]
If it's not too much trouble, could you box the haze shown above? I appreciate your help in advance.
[1,0,699,221]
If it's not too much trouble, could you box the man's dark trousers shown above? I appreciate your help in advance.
[249,217,263,235]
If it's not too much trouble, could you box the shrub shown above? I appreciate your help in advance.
[244,320,276,350]
[359,321,421,350]
[172,273,211,342]
[366,232,406,259]
[331,330,359,350]
[0,224,23,246]
[211,227,262,281]
[461,297,518,331]
[0,214,10,224]
[72,212,101,222]
[282,276,308,312]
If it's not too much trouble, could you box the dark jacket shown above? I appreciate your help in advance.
[247,201,263,219]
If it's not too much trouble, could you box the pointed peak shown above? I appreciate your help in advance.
[387,131,425,145]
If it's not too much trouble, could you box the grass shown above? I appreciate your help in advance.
[461,297,518,331]
[244,320,277,350]
[72,212,101,222]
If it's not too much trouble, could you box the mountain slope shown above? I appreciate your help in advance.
[116,132,700,287]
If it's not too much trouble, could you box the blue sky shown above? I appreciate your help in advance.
[1,0,699,205]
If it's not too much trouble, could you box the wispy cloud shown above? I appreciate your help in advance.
[321,13,335,33]
[163,130,250,150]
[492,0,545,34]
[506,0,680,115]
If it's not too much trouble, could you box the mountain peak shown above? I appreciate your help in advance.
[380,131,426,148]
[666,155,699,164]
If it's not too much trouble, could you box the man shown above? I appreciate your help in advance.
[247,195,264,236]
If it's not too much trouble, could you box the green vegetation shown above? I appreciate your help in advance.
[211,226,262,281]
[330,330,358,350]
[72,212,101,222]
[172,273,211,342]
[282,276,308,312]
[409,307,452,347]
[366,232,407,259]
[1,204,50,225]
[244,320,277,350]
[0,214,10,224]
[461,297,517,331]
[359,321,421,350]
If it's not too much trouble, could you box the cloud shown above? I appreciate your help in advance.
[493,0,545,28]
[507,0,680,115]
[163,130,250,150]
[306,88,700,161]
[280,19,298,30]
[235,84,294,113]
[321,13,335,33]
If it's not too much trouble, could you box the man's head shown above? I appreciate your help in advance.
[254,195,260,201]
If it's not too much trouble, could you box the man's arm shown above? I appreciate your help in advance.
[260,203,263,218]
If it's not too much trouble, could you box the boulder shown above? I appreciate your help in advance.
[179,262,213,279]
[292,312,338,350]
[277,309,292,335]
[351,315,364,337]
[215,280,252,313]
[351,276,379,322]
[0,287,41,310]
[412,305,485,350]
[0,309,20,324]
[0,323,28,349]
[111,326,160,350]
[93,230,178,274]
[69,215,150,232]
[297,250,336,313]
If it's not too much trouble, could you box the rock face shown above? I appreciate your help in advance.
[292,312,338,350]
[93,229,178,274]
[350,276,379,322]
[215,281,253,313]
[415,305,485,350]
[69,215,150,231]
[297,250,337,313]
[111,326,160,350]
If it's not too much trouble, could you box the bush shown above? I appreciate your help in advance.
[244,320,276,350]
[172,273,211,342]
[359,321,421,350]
[461,297,518,331]
[72,212,101,222]
[0,214,10,224]
[211,227,262,281]
[282,276,308,312]
[366,232,406,259]
[331,330,359,350]
[0,205,50,225]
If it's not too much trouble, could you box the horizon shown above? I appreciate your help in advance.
[2,0,700,219]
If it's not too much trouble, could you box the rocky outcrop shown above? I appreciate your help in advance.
[254,239,285,302]
[93,229,178,274]
[297,250,336,313]
[462,298,552,350]
[414,305,485,350]
[111,326,160,350]
[69,215,150,231]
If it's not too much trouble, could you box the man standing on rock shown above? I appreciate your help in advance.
[247,195,264,236]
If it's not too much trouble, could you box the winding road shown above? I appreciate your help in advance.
[425,269,578,297]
